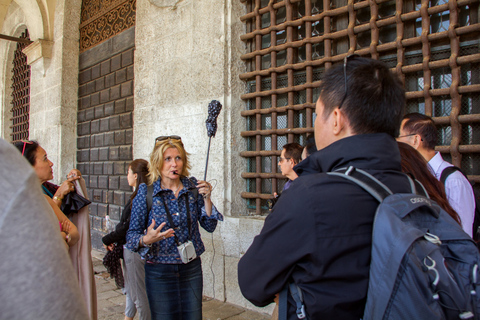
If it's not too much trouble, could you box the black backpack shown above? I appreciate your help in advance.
[329,167,480,320]
[440,166,480,242]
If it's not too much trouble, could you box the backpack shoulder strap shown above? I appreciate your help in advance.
[440,166,463,185]
[145,184,154,230]
[327,166,393,202]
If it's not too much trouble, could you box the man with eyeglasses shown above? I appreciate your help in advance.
[238,56,409,319]
[278,143,303,190]
[398,112,475,237]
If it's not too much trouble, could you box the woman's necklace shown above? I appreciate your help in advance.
[162,183,182,195]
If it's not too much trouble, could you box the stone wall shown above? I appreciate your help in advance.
[78,28,135,248]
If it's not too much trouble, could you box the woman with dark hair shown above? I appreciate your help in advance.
[397,142,461,225]
[13,140,80,247]
[102,159,151,320]
[126,136,223,320]
[14,140,97,320]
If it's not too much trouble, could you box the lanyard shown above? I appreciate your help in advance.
[161,192,192,246]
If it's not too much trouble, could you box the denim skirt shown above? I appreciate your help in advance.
[145,257,203,320]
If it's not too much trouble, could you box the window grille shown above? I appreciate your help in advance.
[239,0,480,215]
[10,30,31,142]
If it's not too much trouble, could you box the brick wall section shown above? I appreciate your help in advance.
[77,28,134,249]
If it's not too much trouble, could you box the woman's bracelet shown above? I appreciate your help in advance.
[53,195,63,201]
[140,236,152,248]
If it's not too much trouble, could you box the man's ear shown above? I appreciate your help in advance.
[331,108,350,136]
[412,134,424,150]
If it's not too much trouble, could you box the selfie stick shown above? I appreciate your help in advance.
[204,100,222,181]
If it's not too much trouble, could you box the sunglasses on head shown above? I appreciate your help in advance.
[21,140,33,156]
[338,53,360,109]
[155,135,182,146]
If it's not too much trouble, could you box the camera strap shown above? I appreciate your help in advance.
[161,192,192,246]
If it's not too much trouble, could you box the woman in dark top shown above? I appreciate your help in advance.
[102,159,151,320]
[397,141,461,225]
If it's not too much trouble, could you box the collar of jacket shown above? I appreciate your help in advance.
[294,133,402,176]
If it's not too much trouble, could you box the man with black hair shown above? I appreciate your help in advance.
[398,112,475,236]
[238,56,410,320]
[278,142,303,191]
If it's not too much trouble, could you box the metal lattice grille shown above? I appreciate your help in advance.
[10,30,31,142]
[239,0,480,215]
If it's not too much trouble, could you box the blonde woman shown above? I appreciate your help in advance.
[126,135,223,320]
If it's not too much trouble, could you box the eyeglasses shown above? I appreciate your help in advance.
[279,157,291,163]
[338,54,360,109]
[397,133,423,141]
[21,140,33,156]
[397,133,417,139]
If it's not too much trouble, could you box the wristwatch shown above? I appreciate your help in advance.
[53,196,63,201]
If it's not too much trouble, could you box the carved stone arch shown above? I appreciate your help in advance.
[7,0,48,40]
[0,18,29,138]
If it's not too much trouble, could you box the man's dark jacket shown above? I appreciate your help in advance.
[238,133,411,320]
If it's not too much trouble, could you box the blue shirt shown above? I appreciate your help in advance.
[126,176,223,264]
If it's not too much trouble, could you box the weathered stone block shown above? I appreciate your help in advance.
[115,131,125,145]
[90,148,99,161]
[86,81,96,95]
[91,119,100,133]
[109,205,121,221]
[110,115,120,130]
[79,84,87,97]
[125,97,134,112]
[119,145,132,160]
[105,102,114,116]
[125,129,133,144]
[91,64,101,80]
[90,92,100,106]
[90,203,98,216]
[105,190,114,205]
[101,60,111,76]
[98,203,108,217]
[77,136,89,149]
[94,134,104,147]
[115,99,126,114]
[78,149,90,162]
[85,107,95,121]
[114,162,125,175]
[105,73,115,87]
[99,118,109,132]
[98,175,109,189]
[104,132,115,146]
[113,191,125,206]
[111,54,122,72]
[116,68,127,84]
[121,80,133,97]
[110,84,121,100]
[80,96,90,109]
[95,105,105,119]
[109,146,119,160]
[100,89,110,103]
[79,69,91,84]
[94,163,103,175]
[99,147,109,160]
[122,48,134,67]
[90,175,98,188]
[109,176,119,189]
[120,113,132,128]
[78,122,90,136]
[103,162,114,175]
[126,65,134,80]
[78,110,86,122]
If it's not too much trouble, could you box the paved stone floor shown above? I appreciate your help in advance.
[92,250,271,320]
